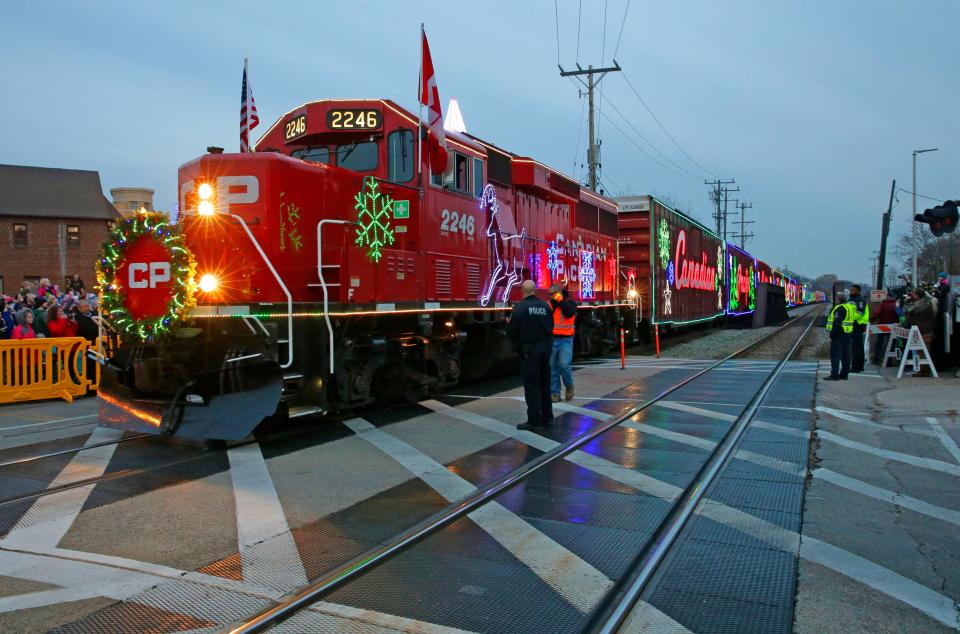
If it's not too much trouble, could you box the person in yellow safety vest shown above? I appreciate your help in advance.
[548,283,578,402]
[825,291,856,380]
[848,284,870,373]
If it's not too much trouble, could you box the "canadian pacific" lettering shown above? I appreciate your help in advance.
[673,230,716,291]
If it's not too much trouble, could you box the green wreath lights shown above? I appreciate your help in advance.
[96,211,197,342]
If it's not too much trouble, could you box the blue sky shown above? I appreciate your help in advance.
[1,1,956,283]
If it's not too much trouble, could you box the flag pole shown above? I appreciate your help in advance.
[243,58,248,152]
[417,24,424,192]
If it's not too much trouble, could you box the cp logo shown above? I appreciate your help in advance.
[128,262,171,289]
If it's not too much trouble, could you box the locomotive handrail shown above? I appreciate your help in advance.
[317,219,356,374]
[229,213,294,369]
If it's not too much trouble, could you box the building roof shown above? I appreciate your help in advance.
[0,164,120,220]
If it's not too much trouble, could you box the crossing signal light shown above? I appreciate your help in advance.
[915,200,959,236]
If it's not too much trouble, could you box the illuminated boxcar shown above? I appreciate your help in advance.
[726,242,757,316]
[618,196,726,327]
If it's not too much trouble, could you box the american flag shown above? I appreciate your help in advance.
[240,59,260,153]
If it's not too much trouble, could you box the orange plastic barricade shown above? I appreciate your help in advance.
[0,337,96,404]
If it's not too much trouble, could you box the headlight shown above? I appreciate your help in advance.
[198,200,215,216]
[198,183,213,200]
[199,274,218,292]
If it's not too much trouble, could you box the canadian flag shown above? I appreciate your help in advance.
[419,27,448,174]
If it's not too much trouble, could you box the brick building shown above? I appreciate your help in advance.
[0,164,120,296]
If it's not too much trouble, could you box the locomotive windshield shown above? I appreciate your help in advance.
[335,140,378,171]
[291,146,330,164]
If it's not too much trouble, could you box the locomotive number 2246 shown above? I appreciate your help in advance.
[440,209,475,238]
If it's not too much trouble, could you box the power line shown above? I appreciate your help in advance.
[596,0,609,154]
[598,172,625,197]
[620,70,718,179]
[598,107,701,181]
[576,0,582,62]
[553,0,561,66]
[612,0,631,59]
[598,90,704,179]
[897,187,945,203]
[572,90,587,177]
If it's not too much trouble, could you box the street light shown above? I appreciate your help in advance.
[912,147,938,285]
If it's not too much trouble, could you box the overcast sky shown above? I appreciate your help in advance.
[2,1,956,283]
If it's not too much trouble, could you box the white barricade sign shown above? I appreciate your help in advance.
[866,323,898,366]
[881,325,938,379]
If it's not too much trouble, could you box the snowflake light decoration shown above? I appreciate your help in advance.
[657,219,671,269]
[667,261,675,287]
[354,177,395,263]
[547,240,561,280]
[579,250,596,300]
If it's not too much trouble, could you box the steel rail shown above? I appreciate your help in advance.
[589,307,822,633]
[225,306,822,634]
[0,433,153,470]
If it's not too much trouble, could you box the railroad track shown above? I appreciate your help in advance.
[0,308,825,540]
[226,307,822,633]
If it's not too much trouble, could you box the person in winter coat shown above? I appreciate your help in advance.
[905,288,936,344]
[36,278,55,300]
[11,309,36,339]
[870,295,900,365]
[547,283,578,402]
[0,298,14,339]
[46,304,78,338]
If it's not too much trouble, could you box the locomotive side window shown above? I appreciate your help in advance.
[472,158,483,197]
[430,150,484,196]
[292,147,331,164]
[454,154,468,191]
[336,140,379,172]
[387,129,414,183]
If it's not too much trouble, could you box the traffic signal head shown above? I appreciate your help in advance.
[915,200,959,236]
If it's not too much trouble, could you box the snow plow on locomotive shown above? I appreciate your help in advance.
[97,98,629,440]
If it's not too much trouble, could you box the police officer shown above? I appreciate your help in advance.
[825,291,856,380]
[548,283,577,402]
[848,284,869,373]
[507,280,554,430]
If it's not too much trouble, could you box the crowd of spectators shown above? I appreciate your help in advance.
[871,272,959,377]
[0,275,99,343]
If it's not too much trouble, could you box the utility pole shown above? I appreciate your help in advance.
[705,179,735,236]
[560,61,621,191]
[721,184,739,242]
[876,179,895,289]
[734,201,754,249]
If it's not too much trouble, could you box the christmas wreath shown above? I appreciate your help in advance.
[96,211,197,342]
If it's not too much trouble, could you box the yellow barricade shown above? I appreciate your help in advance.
[0,337,97,404]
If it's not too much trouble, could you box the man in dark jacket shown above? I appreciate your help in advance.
[507,280,554,430]
[848,284,869,372]
[548,283,577,402]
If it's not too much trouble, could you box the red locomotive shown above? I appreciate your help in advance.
[98,98,628,440]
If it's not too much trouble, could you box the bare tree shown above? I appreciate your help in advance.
[893,230,960,284]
